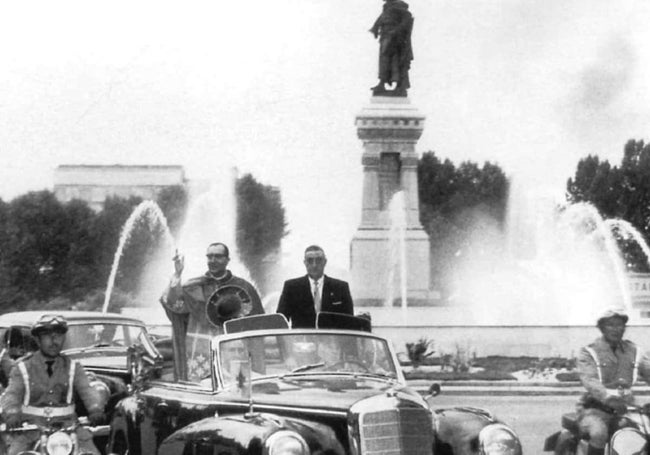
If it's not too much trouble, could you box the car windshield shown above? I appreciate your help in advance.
[63,323,149,351]
[216,332,398,387]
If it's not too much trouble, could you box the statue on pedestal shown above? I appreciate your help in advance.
[369,0,414,97]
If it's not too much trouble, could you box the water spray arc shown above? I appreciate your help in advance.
[385,192,408,322]
[606,219,650,269]
[102,201,176,313]
[560,203,633,311]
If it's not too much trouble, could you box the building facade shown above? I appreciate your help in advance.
[54,165,186,211]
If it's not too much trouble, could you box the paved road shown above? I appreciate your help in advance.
[427,394,577,455]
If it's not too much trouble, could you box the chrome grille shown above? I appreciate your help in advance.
[359,408,433,455]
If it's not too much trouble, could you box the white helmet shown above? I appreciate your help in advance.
[596,306,629,327]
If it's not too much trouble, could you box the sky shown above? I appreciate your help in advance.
[1,0,649,273]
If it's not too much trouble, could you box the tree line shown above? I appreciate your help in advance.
[567,139,650,272]
[0,174,287,313]
[417,139,650,296]
[1,139,648,313]
[417,152,508,295]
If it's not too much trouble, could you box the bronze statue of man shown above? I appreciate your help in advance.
[370,0,414,97]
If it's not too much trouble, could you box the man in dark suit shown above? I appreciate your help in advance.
[277,245,354,328]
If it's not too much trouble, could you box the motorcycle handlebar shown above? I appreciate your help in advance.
[0,419,84,434]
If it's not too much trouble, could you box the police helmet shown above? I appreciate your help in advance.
[596,306,629,327]
[31,314,69,337]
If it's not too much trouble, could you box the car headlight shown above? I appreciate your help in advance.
[478,424,522,455]
[264,430,309,455]
[46,431,74,455]
[610,428,647,455]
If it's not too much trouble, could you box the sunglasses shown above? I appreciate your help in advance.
[304,257,325,265]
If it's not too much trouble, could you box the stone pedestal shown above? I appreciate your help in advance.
[350,96,431,304]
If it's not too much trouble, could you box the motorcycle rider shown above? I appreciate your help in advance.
[576,307,650,455]
[1,314,106,455]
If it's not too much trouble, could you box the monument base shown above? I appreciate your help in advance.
[350,226,430,302]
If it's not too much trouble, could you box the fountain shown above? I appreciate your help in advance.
[103,167,255,319]
[368,178,650,357]
[102,200,176,313]
[384,191,408,323]
[175,168,251,282]
[606,219,650,269]
[449,185,646,325]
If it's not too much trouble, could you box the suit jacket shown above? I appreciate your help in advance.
[276,275,354,328]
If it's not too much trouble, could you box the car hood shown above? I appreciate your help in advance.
[218,375,422,412]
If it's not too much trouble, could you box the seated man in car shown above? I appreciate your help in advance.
[0,328,33,388]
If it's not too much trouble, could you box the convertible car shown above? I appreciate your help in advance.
[106,313,522,455]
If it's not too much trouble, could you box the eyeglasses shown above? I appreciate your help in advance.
[304,257,325,265]
[206,254,228,259]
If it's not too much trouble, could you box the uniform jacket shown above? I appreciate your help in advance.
[160,270,263,381]
[1,351,102,424]
[276,275,354,328]
[577,336,650,403]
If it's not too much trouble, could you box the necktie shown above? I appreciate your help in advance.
[313,280,321,313]
[46,360,55,377]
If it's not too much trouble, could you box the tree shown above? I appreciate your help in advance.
[91,196,145,296]
[0,174,287,311]
[567,140,650,272]
[567,155,621,219]
[0,198,14,309]
[236,174,288,292]
[619,140,650,239]
[57,199,102,297]
[417,152,509,295]
[156,185,188,237]
[0,192,98,310]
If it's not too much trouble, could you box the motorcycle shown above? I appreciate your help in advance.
[544,405,650,454]
[0,416,99,455]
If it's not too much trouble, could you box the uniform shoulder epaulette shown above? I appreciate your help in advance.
[17,352,35,363]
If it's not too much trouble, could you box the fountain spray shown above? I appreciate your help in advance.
[102,201,175,313]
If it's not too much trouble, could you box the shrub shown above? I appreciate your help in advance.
[555,371,580,382]
[439,343,475,373]
[405,337,435,369]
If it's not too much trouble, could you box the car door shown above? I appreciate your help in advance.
[137,377,220,453]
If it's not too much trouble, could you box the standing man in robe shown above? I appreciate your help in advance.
[160,242,263,381]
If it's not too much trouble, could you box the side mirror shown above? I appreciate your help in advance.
[424,383,441,400]
[127,344,163,390]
